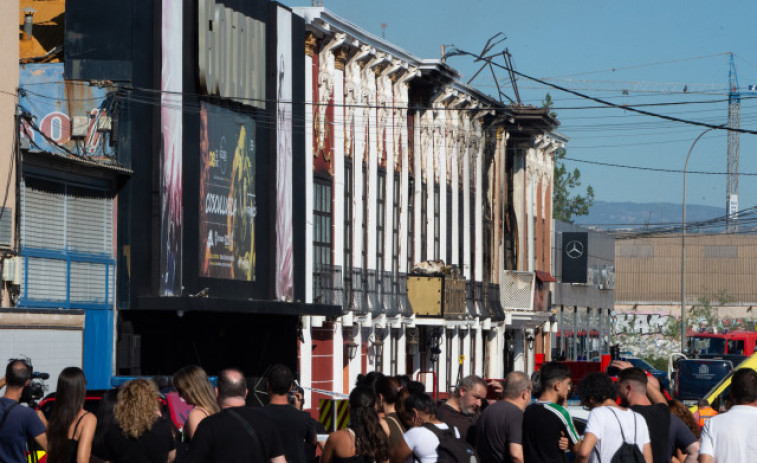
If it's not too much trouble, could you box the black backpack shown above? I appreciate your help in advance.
[595,409,645,463]
[421,423,479,463]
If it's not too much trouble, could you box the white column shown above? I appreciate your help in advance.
[382,327,392,375]
[462,135,471,279]
[474,125,484,282]
[300,316,313,405]
[438,115,448,263]
[366,68,378,291]
[451,126,459,267]
[413,112,423,265]
[485,330,496,378]
[333,320,344,394]
[462,326,472,378]
[474,323,484,377]
[352,79,365,289]
[333,64,345,273]
[397,79,411,274]
[513,330,526,373]
[367,326,377,371]
[411,331,421,378]
[397,325,406,376]
[305,51,314,304]
[526,149,536,272]
[425,113,434,261]
[382,75,394,278]
[512,153,525,271]
[526,329,536,376]
[449,326,460,386]
[496,327,505,378]
[438,328,448,393]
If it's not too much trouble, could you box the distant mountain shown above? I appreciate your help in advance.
[573,200,724,229]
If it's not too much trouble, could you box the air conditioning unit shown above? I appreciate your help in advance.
[2,256,20,285]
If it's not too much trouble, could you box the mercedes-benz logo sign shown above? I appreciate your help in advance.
[565,240,584,259]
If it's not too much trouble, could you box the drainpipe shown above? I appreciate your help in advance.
[23,8,36,41]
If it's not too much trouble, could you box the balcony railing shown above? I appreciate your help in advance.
[381,271,397,315]
[473,281,485,316]
[349,267,366,314]
[466,281,476,316]
[365,269,379,313]
[313,264,343,308]
[396,273,412,316]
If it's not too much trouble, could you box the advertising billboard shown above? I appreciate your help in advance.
[562,232,589,284]
[159,0,183,296]
[199,102,256,281]
[275,6,294,301]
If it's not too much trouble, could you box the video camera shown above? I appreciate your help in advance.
[9,357,49,407]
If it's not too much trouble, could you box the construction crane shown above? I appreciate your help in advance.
[727,53,740,232]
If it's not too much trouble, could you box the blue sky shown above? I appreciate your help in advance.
[282,0,757,220]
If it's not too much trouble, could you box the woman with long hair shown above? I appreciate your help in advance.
[46,367,97,463]
[390,391,459,463]
[322,386,390,463]
[376,376,404,452]
[172,365,219,440]
[101,379,176,463]
[90,388,118,463]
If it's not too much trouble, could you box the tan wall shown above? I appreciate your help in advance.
[615,235,757,304]
[0,2,18,306]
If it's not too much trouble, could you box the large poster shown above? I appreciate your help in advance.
[199,103,257,281]
[159,0,183,296]
[275,7,294,301]
[562,232,588,284]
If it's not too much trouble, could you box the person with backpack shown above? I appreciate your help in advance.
[390,391,478,463]
[576,372,652,463]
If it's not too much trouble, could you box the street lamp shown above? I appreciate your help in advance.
[681,127,717,353]
[345,340,359,360]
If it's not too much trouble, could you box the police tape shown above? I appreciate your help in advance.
[300,385,349,399]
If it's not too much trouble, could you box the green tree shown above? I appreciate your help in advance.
[543,94,595,223]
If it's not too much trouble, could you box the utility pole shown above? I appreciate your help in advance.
[727,53,740,232]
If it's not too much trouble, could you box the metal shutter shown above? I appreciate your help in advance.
[20,178,115,308]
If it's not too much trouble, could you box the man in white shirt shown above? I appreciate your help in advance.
[699,369,757,463]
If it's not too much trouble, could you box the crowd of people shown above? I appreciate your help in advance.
[1,357,756,463]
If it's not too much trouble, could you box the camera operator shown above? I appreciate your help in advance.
[0,359,47,462]
[258,364,317,463]
[290,386,327,463]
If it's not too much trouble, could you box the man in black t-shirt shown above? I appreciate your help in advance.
[617,366,669,463]
[476,371,532,463]
[257,364,316,463]
[436,375,487,446]
[522,362,580,463]
[187,369,286,463]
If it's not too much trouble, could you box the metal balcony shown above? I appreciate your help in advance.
[313,264,343,308]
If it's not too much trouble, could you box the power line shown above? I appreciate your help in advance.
[539,52,731,79]
[447,48,757,135]
[562,157,757,176]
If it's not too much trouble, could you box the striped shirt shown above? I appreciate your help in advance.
[523,400,580,463]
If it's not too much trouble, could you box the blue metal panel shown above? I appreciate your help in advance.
[18,63,115,158]
[83,309,113,390]
[19,247,116,310]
